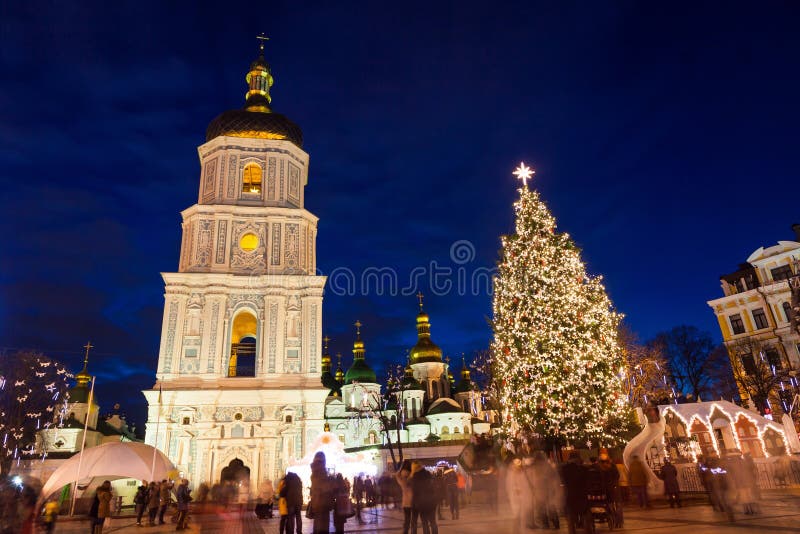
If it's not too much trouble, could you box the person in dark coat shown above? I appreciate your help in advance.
[560,452,591,534]
[175,479,192,531]
[310,452,333,534]
[332,473,351,534]
[280,472,303,534]
[659,459,680,508]
[146,481,161,526]
[410,462,438,534]
[133,481,148,526]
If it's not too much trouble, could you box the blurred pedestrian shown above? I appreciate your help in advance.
[281,471,303,534]
[41,498,59,533]
[158,479,173,524]
[333,473,352,534]
[175,479,192,531]
[146,481,160,526]
[531,451,561,529]
[395,460,415,534]
[628,455,650,508]
[310,452,333,534]
[410,462,438,534]
[133,480,148,526]
[506,457,532,534]
[444,468,459,520]
[90,480,113,534]
[560,452,591,534]
[659,459,680,508]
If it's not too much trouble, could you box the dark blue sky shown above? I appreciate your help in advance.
[2,2,799,430]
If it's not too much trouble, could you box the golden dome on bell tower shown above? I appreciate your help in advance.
[205,35,303,146]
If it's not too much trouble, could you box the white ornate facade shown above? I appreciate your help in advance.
[143,48,328,488]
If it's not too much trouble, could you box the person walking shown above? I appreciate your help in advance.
[158,480,173,524]
[41,498,59,533]
[310,452,334,534]
[444,468,459,520]
[530,452,562,529]
[133,481,148,526]
[280,471,303,534]
[332,473,352,534]
[175,479,192,531]
[395,460,415,534]
[627,455,650,508]
[90,480,113,534]
[506,457,532,534]
[146,481,160,526]
[410,461,438,534]
[560,452,591,534]
[659,459,680,508]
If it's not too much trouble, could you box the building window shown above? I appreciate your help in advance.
[242,163,262,194]
[741,353,757,375]
[285,415,293,424]
[783,302,793,323]
[730,314,745,335]
[766,349,783,370]
[771,264,793,282]
[182,417,190,425]
[752,308,769,330]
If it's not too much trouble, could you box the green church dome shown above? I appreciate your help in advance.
[344,320,377,385]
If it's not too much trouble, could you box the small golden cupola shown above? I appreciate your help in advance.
[69,341,95,404]
[205,35,303,146]
[409,293,443,364]
[321,335,332,374]
[335,353,345,384]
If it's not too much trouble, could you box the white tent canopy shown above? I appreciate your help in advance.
[41,442,176,500]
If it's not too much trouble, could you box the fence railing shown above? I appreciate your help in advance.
[677,460,800,492]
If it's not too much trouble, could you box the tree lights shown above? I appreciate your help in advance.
[491,164,633,446]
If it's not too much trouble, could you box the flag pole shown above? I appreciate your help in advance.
[150,383,162,481]
[69,374,95,516]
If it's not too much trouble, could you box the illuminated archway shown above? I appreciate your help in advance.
[229,311,257,377]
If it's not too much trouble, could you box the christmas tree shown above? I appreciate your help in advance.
[491,163,632,447]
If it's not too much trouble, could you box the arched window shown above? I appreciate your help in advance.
[441,426,450,437]
[783,302,793,323]
[229,311,257,377]
[242,163,262,194]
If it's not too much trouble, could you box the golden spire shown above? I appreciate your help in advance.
[352,320,365,358]
[75,341,93,387]
[461,354,471,380]
[417,291,425,311]
[335,353,344,383]
[322,335,332,374]
[245,33,274,111]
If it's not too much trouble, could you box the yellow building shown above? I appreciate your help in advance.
[707,225,800,415]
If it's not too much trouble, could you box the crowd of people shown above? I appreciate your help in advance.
[0,443,789,534]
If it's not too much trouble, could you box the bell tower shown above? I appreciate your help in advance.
[144,39,328,487]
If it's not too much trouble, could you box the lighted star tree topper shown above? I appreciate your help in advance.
[491,163,633,446]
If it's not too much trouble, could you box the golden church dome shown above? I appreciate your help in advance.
[205,44,303,147]
[409,298,443,364]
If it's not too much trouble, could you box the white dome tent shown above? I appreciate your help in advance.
[39,441,177,502]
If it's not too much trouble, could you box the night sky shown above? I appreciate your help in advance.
[2,2,799,431]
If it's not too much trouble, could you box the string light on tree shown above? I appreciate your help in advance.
[491,162,633,447]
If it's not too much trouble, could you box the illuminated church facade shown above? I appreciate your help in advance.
[144,45,492,489]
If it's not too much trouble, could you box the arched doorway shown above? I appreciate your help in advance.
[220,458,250,484]
[229,311,257,377]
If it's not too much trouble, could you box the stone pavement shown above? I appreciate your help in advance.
[52,493,800,533]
